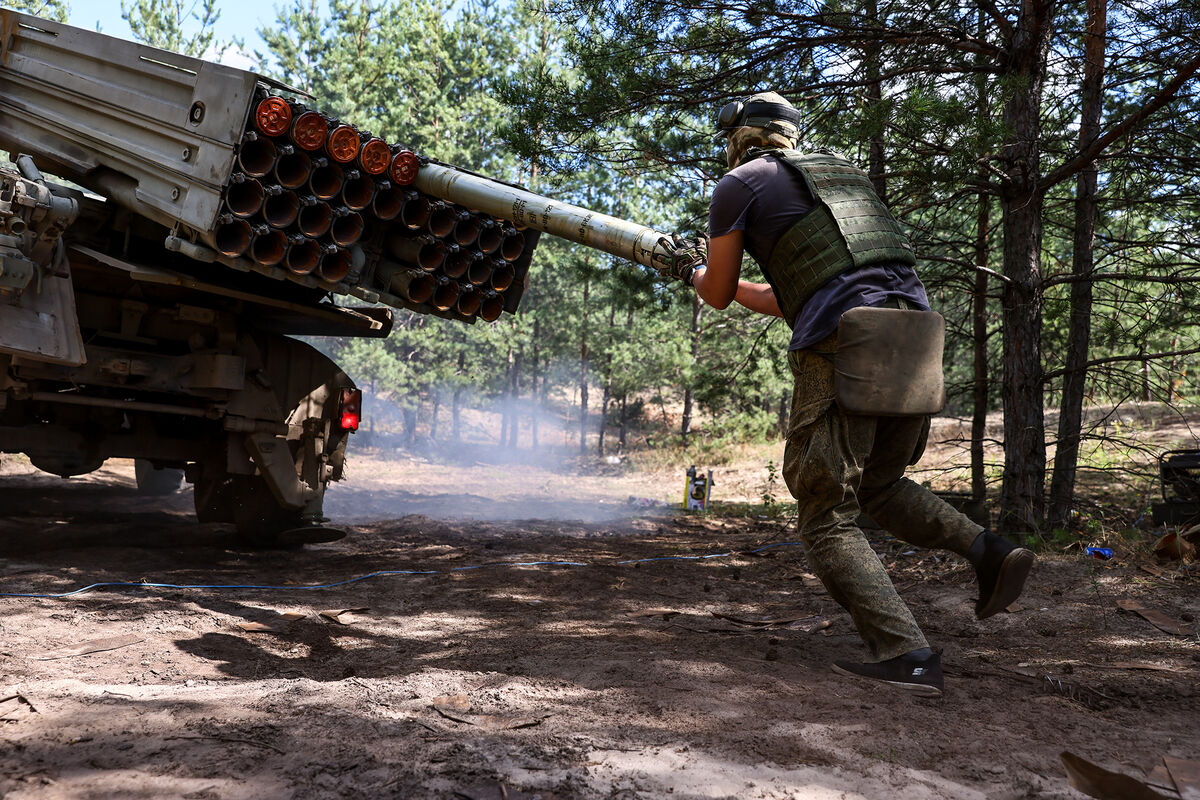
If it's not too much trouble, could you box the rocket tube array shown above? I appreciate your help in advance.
[211,92,535,319]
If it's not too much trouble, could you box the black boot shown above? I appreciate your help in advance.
[832,649,944,697]
[969,530,1035,619]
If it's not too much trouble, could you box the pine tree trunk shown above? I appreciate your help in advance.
[681,293,702,443]
[500,346,513,447]
[508,349,521,448]
[452,352,464,443]
[598,383,610,456]
[531,323,541,451]
[430,390,440,442]
[579,276,590,456]
[998,1,1055,534]
[972,195,990,503]
[1049,0,1106,529]
[619,394,628,452]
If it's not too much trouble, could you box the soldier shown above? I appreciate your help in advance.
[665,92,1034,697]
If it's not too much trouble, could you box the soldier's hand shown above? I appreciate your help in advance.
[656,233,708,286]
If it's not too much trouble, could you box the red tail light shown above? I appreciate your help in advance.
[338,388,362,432]
[255,97,293,136]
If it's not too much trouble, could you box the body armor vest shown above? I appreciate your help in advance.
[760,149,915,324]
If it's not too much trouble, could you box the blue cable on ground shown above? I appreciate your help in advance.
[0,542,807,600]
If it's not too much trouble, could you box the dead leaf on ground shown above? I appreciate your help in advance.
[454,783,552,800]
[32,634,143,660]
[1165,756,1200,800]
[237,612,306,633]
[318,608,369,625]
[624,608,680,620]
[433,694,471,712]
[432,694,547,730]
[1006,602,1025,613]
[1061,751,1173,800]
[1087,661,1186,674]
[1116,599,1196,636]
[1154,532,1196,562]
[0,691,37,721]
[711,611,814,628]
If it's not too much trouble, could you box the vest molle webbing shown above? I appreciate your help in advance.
[765,150,915,324]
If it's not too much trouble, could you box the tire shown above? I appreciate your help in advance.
[135,459,184,495]
[230,475,303,547]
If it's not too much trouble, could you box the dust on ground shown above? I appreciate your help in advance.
[0,448,1197,799]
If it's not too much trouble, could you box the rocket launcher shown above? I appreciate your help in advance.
[0,9,679,324]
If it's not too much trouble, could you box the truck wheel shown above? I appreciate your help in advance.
[229,475,304,547]
[194,472,236,523]
[135,459,184,495]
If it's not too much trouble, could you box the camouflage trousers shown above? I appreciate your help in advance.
[783,338,983,662]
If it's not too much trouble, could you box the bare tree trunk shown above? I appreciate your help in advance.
[864,0,888,204]
[971,8,991,505]
[998,0,1055,534]
[681,292,702,443]
[531,322,540,450]
[430,390,440,442]
[1049,0,1106,529]
[619,393,628,452]
[452,352,464,443]
[598,382,610,456]
[508,349,522,448]
[579,275,590,456]
[972,195,991,503]
[500,346,513,447]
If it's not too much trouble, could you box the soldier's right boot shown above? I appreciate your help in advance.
[969,531,1035,619]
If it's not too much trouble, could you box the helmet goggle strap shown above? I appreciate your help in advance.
[715,98,801,137]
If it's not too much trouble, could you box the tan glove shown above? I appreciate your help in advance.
[655,233,708,286]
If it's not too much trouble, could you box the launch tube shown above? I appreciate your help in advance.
[413,161,673,270]
[431,277,459,311]
[500,229,525,262]
[400,194,431,230]
[452,215,481,247]
[285,239,321,275]
[476,222,501,256]
[444,248,478,280]
[238,134,277,178]
[274,149,312,190]
[310,162,344,201]
[214,218,252,256]
[251,230,288,266]
[387,231,445,271]
[331,210,365,247]
[377,261,436,304]
[298,202,334,237]
[372,186,404,221]
[490,260,515,292]
[263,190,301,229]
[342,174,375,211]
[478,290,504,322]
[425,201,456,238]
[455,283,481,316]
[319,248,352,282]
[466,255,491,285]
[225,178,266,218]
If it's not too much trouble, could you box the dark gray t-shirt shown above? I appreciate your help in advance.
[708,151,929,350]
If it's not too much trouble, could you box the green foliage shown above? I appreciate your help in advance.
[120,0,236,57]
[5,0,68,22]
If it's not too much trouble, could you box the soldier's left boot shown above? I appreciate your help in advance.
[969,530,1035,619]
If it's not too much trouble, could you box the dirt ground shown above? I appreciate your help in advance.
[0,446,1197,799]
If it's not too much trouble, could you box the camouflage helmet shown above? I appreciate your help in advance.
[715,91,801,169]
